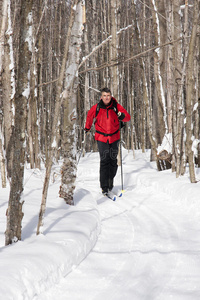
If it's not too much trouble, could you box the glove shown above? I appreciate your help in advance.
[84,128,90,134]
[117,112,125,121]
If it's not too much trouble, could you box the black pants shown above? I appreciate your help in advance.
[97,140,119,191]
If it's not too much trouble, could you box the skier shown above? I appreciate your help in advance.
[84,87,131,196]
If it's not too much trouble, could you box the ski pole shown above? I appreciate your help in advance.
[119,121,124,192]
[77,143,84,164]
[77,130,90,164]
[77,132,86,164]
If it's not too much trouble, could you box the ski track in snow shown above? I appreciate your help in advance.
[36,151,200,300]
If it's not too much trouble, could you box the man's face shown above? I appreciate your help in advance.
[101,92,112,105]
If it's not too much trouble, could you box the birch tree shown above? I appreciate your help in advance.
[0,0,8,187]
[5,0,33,245]
[150,0,167,144]
[132,0,157,157]
[110,0,118,98]
[26,0,47,169]
[0,0,8,73]
[1,0,15,177]
[174,1,188,177]
[37,0,79,234]
[185,0,199,183]
[59,0,85,205]
[0,130,6,188]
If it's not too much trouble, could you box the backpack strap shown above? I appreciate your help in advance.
[111,100,118,115]
[95,102,100,117]
[95,129,119,137]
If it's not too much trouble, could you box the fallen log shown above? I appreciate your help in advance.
[157,150,172,171]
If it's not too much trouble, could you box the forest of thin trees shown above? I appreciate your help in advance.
[0,0,199,245]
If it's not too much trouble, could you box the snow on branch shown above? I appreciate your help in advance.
[78,24,133,69]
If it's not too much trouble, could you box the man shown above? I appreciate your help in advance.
[85,87,131,195]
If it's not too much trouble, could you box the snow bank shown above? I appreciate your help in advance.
[135,165,200,211]
[0,173,100,299]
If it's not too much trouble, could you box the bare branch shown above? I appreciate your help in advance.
[79,36,191,75]
[78,24,133,69]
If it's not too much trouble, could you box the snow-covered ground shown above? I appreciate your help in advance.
[1,148,200,299]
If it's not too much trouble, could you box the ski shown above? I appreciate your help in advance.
[118,190,124,197]
[102,189,125,201]
[110,190,124,198]
[103,192,116,201]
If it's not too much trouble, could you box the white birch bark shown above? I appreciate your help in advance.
[150,0,167,140]
[37,0,79,234]
[59,0,84,205]
[0,133,6,188]
[0,0,8,74]
[1,0,15,177]
[27,10,41,169]
[26,11,35,169]
[0,0,8,186]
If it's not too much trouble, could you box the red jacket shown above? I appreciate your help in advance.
[85,98,131,144]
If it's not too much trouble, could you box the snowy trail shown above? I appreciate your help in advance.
[2,149,200,299]
[36,190,177,300]
[36,151,200,300]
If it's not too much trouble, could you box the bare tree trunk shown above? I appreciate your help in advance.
[37,0,79,235]
[165,0,188,176]
[0,0,8,72]
[2,0,15,177]
[174,0,187,177]
[0,2,8,184]
[165,0,181,175]
[5,0,33,245]
[110,0,118,98]
[185,0,199,183]
[37,0,45,160]
[132,0,157,157]
[141,1,146,153]
[150,0,167,143]
[28,21,41,169]
[130,89,135,158]
[193,6,199,141]
[83,22,90,154]
[59,0,84,205]
[0,134,6,188]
